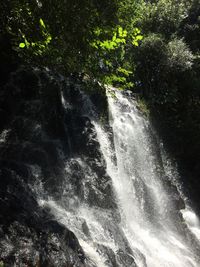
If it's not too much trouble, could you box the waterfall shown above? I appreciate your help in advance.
[38,87,200,267]
[104,88,200,266]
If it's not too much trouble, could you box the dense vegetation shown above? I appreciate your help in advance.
[1,0,200,204]
[133,0,200,204]
[0,0,142,88]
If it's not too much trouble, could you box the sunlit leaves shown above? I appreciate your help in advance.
[18,18,52,56]
[19,43,25,48]
[91,26,143,52]
[7,0,143,90]
[39,18,46,29]
[91,26,129,51]
[131,28,143,46]
[90,24,143,89]
[118,26,127,38]
[117,67,133,76]
[104,74,126,85]
[94,27,102,36]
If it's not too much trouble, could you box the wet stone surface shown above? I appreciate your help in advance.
[0,67,118,266]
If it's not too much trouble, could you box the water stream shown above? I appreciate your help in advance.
[39,87,200,267]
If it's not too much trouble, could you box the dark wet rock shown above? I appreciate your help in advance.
[0,67,117,266]
[0,221,86,267]
[96,244,119,267]
[95,244,137,267]
[0,165,86,267]
[116,249,137,267]
[163,176,185,211]
[82,221,91,238]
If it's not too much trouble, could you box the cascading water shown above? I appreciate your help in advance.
[38,86,200,267]
[104,89,200,266]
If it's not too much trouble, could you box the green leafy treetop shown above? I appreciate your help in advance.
[0,0,142,89]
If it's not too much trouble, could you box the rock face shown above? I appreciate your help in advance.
[0,67,117,266]
[0,164,86,267]
[1,67,195,267]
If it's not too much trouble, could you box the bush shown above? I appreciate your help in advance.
[133,33,168,97]
[138,0,191,38]
[167,38,193,71]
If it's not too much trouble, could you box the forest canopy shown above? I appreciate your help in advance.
[0,0,142,89]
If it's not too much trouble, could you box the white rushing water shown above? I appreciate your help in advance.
[39,88,200,267]
[103,89,200,266]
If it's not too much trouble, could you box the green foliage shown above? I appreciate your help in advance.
[91,27,127,51]
[19,43,26,48]
[137,0,192,38]
[117,0,143,30]
[179,0,200,52]
[117,67,132,76]
[131,28,143,46]
[18,18,52,56]
[167,38,193,71]
[132,0,200,177]
[1,0,120,72]
[0,0,143,89]
[39,18,46,28]
[89,25,142,89]
[134,32,194,103]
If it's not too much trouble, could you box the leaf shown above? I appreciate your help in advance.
[118,27,123,37]
[112,33,117,41]
[117,67,133,76]
[24,38,30,48]
[133,28,141,35]
[122,29,127,38]
[39,18,46,28]
[105,60,112,67]
[136,35,143,41]
[90,41,99,49]
[45,35,52,44]
[132,40,139,46]
[19,43,26,48]
[94,28,101,36]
